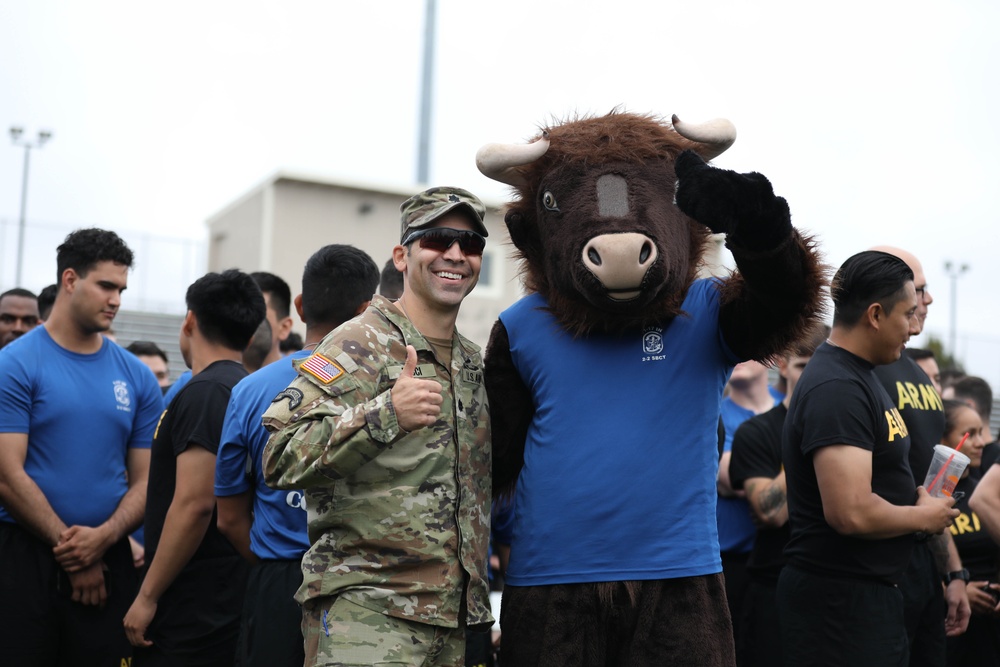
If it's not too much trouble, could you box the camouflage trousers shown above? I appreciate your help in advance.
[302,596,466,667]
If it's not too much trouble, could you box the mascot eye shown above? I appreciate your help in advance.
[541,191,559,212]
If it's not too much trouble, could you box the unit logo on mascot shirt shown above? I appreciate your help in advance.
[642,327,664,356]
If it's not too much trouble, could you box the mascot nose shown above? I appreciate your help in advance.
[582,233,658,299]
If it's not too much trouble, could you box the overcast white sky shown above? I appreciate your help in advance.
[1,0,997,386]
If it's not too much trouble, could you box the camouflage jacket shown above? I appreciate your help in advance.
[261,296,492,628]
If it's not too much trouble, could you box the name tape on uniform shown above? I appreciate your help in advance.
[387,364,438,380]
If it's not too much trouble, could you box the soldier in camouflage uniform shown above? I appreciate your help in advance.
[262,186,493,667]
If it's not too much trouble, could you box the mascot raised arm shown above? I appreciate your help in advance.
[478,111,825,667]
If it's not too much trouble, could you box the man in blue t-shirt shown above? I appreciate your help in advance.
[250,271,295,369]
[716,359,782,641]
[0,228,164,666]
[163,369,192,405]
[215,245,379,667]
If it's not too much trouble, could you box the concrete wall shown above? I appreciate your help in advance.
[208,189,266,274]
[269,179,405,294]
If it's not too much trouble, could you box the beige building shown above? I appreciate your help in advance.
[206,172,727,348]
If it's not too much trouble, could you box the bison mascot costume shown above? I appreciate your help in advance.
[477,111,824,666]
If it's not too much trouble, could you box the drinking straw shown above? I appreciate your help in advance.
[927,432,971,494]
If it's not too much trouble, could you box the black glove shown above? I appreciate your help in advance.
[674,150,792,252]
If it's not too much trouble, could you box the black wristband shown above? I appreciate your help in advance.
[943,568,970,585]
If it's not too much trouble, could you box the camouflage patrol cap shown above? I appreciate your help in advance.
[399,186,488,241]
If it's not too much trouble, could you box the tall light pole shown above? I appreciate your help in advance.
[416,0,436,185]
[9,126,53,286]
[943,260,969,363]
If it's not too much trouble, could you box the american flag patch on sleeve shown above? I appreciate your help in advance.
[300,353,345,384]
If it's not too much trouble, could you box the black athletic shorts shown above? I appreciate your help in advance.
[0,521,139,667]
[777,565,909,667]
[235,558,304,667]
[899,543,946,667]
[132,554,247,667]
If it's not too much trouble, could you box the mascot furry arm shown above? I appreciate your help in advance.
[481,112,824,495]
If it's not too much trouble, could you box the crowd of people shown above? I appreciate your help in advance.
[719,248,1000,667]
[0,185,997,667]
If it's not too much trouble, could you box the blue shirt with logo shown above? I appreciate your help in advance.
[0,327,164,527]
[499,279,741,585]
[215,351,310,560]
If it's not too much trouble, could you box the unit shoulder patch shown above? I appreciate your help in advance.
[271,387,304,410]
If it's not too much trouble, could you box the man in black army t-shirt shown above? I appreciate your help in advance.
[778,251,958,667]
[124,270,266,666]
[871,246,971,667]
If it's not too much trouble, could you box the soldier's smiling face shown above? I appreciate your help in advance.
[397,214,482,312]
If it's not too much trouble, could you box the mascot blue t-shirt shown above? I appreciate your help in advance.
[500,279,739,585]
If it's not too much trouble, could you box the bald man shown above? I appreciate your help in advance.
[870,246,970,667]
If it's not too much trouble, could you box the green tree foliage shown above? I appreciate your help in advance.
[925,335,964,376]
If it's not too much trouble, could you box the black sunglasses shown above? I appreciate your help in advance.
[402,227,486,256]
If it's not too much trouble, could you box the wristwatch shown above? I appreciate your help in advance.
[942,568,970,585]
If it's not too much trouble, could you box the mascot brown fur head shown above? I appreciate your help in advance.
[481,109,826,500]
[478,111,737,336]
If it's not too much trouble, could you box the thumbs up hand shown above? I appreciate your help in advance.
[391,345,443,433]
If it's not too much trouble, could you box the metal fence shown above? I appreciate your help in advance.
[0,217,206,316]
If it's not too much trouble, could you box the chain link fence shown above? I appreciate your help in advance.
[0,217,205,315]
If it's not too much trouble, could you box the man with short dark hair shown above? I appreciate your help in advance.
[279,331,303,355]
[36,284,57,322]
[729,323,829,666]
[940,369,967,394]
[904,348,942,395]
[872,247,971,666]
[242,318,272,373]
[778,250,959,666]
[0,228,164,666]
[0,287,40,348]
[124,270,266,666]
[250,271,294,368]
[127,341,171,389]
[263,187,493,666]
[379,257,404,300]
[216,244,380,667]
